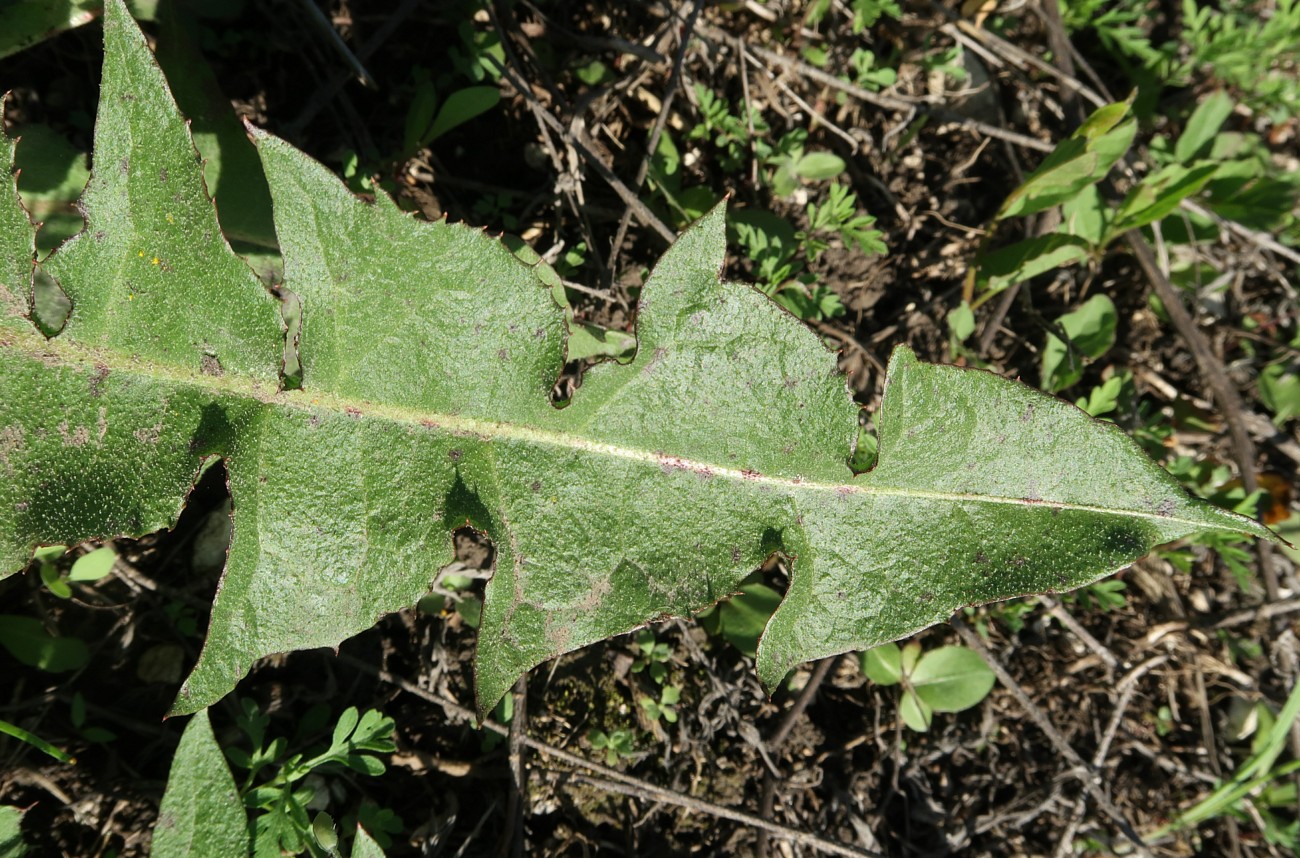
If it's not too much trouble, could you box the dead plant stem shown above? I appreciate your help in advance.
[341,655,876,858]
[952,617,1153,856]
[752,655,838,858]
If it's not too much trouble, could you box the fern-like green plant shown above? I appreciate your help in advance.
[0,0,1273,729]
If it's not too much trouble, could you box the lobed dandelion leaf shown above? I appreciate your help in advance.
[0,0,1271,718]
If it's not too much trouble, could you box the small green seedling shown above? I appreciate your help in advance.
[727,210,844,322]
[639,685,681,725]
[1067,578,1129,613]
[225,701,400,857]
[587,728,637,766]
[804,0,902,32]
[1152,704,1176,737]
[946,301,977,363]
[417,568,484,629]
[687,86,846,198]
[764,129,846,198]
[31,544,115,599]
[164,600,200,639]
[1076,370,1131,418]
[689,83,766,172]
[1258,362,1300,425]
[846,47,898,90]
[402,68,500,157]
[799,182,887,260]
[1148,681,1300,846]
[631,629,672,684]
[861,641,996,732]
[963,598,1039,638]
[564,321,638,363]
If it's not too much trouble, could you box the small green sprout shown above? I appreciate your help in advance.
[639,685,681,725]
[587,728,637,766]
[862,641,996,732]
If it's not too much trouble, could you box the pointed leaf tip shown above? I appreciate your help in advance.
[755,347,1275,688]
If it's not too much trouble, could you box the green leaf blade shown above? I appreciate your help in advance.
[351,824,387,858]
[1175,91,1234,164]
[425,86,501,145]
[899,688,932,732]
[0,348,231,575]
[753,348,1271,687]
[1042,294,1118,392]
[0,804,27,858]
[40,0,282,383]
[0,99,35,330]
[977,233,1092,300]
[793,152,846,181]
[862,642,903,685]
[0,614,89,672]
[154,709,248,858]
[558,206,859,483]
[909,646,995,712]
[996,99,1137,220]
[68,545,117,581]
[250,128,565,424]
[0,2,1274,722]
[1110,162,1220,235]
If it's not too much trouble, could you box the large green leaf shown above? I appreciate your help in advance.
[0,0,1271,718]
[35,1,283,384]
[153,709,248,858]
[0,97,35,328]
[350,825,387,858]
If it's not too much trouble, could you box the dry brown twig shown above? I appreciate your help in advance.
[952,617,1154,856]
[607,0,704,280]
[489,42,678,244]
[1052,655,1170,857]
[703,28,1057,154]
[287,0,422,133]
[1127,232,1282,602]
[496,676,529,858]
[1039,595,1120,672]
[339,655,879,857]
[756,656,841,858]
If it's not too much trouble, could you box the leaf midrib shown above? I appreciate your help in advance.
[3,326,1212,530]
